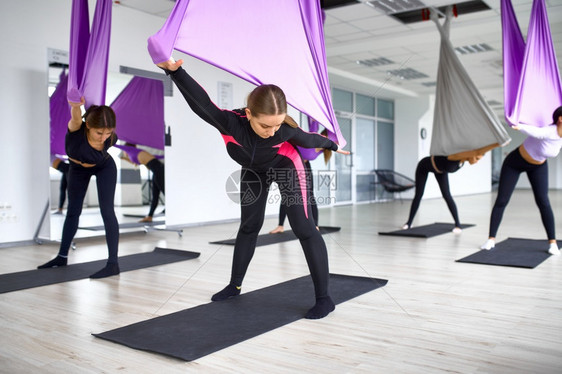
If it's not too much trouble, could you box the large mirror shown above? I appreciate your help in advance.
[46,48,166,242]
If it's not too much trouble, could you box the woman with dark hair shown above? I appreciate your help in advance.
[38,97,121,279]
[403,154,482,233]
[481,106,562,255]
[157,57,349,319]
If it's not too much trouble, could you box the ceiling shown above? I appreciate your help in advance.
[114,0,562,115]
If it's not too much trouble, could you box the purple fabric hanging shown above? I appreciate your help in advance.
[113,145,164,165]
[111,77,165,150]
[147,0,346,147]
[298,117,338,161]
[67,0,112,107]
[50,71,71,158]
[502,0,562,127]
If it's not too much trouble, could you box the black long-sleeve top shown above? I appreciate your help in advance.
[65,122,116,165]
[167,66,338,171]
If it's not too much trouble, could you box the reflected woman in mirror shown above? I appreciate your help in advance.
[38,97,121,279]
[51,157,69,214]
[119,143,165,223]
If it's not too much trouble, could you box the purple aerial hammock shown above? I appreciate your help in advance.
[50,71,71,159]
[501,0,562,128]
[66,0,112,107]
[111,76,166,151]
[49,0,112,159]
[297,117,338,162]
[64,0,165,152]
[147,0,346,148]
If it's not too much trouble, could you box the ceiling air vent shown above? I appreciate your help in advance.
[455,43,493,55]
[387,68,428,80]
[356,57,395,67]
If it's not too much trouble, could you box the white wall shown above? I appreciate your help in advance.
[0,0,69,243]
[394,95,432,186]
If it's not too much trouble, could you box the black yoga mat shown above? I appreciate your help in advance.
[0,248,199,294]
[123,214,164,219]
[456,238,560,268]
[378,222,475,238]
[94,273,387,361]
[210,226,341,246]
[79,221,165,231]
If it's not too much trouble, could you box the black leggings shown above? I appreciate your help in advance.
[56,161,70,210]
[406,156,460,227]
[231,156,329,299]
[278,160,318,227]
[488,148,555,239]
[145,159,165,217]
[58,157,119,263]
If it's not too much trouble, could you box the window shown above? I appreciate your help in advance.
[333,88,353,112]
[356,94,375,116]
[377,99,394,120]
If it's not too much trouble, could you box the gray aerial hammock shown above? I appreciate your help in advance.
[429,7,511,160]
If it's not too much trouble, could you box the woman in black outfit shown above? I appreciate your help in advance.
[403,155,479,233]
[158,58,349,319]
[51,158,70,214]
[38,97,120,279]
[140,156,165,223]
[119,145,165,223]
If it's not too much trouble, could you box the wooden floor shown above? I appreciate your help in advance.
[1,190,561,373]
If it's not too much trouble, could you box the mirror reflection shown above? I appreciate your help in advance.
[47,51,166,241]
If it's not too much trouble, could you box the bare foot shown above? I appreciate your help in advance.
[139,216,153,223]
[269,225,284,234]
